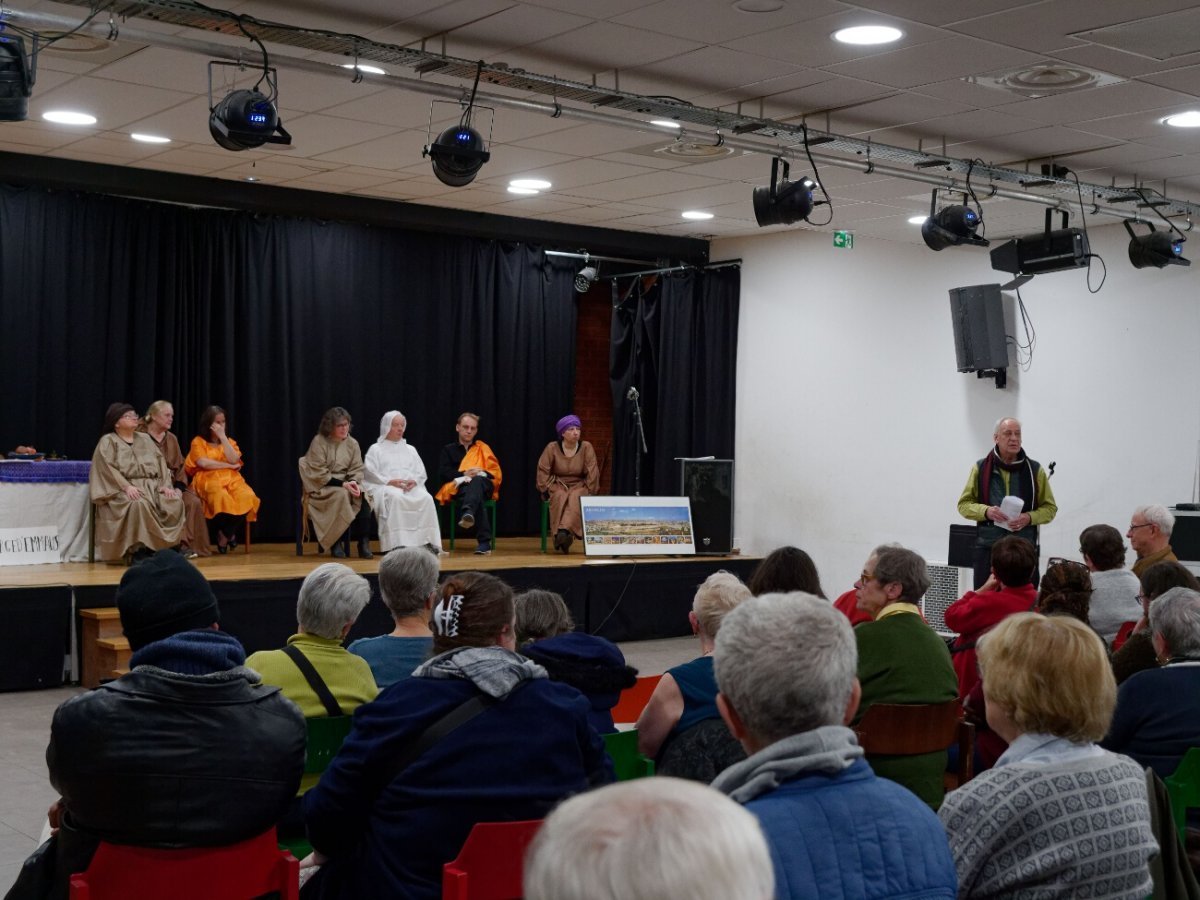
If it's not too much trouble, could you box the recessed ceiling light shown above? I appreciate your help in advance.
[682,210,714,220]
[510,178,551,190]
[833,25,903,45]
[42,110,96,125]
[340,63,386,76]
[243,176,260,182]
[908,215,928,225]
[650,119,681,129]
[130,133,170,144]
[507,186,539,195]
[731,0,784,12]
[1163,110,1200,128]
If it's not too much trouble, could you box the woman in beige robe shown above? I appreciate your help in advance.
[299,406,374,559]
[89,402,185,562]
[139,400,211,558]
[536,414,600,553]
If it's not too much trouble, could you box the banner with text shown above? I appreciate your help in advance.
[0,526,62,566]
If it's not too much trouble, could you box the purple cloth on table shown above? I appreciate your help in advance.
[0,460,91,483]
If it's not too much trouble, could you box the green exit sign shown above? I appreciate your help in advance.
[833,230,855,249]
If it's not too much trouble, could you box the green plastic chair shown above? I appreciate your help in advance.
[278,715,353,860]
[539,499,550,552]
[440,498,497,551]
[603,729,655,781]
[1165,747,1200,839]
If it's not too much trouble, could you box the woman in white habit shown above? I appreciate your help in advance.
[363,410,443,554]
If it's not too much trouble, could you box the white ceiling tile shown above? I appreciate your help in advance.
[1139,65,1200,97]
[271,112,400,157]
[993,81,1197,126]
[618,47,807,102]
[520,22,703,76]
[946,0,1200,50]
[566,169,724,203]
[612,0,843,44]
[846,0,1041,28]
[824,36,1044,89]
[31,77,195,129]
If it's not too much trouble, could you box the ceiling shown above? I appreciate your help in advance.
[4,0,1200,247]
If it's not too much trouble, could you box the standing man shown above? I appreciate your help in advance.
[1128,504,1178,577]
[435,411,502,555]
[957,416,1057,588]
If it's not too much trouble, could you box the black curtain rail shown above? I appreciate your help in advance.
[543,250,659,267]
[607,258,742,280]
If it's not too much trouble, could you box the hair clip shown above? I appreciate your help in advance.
[433,594,463,637]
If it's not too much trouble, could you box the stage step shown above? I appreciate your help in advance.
[94,636,131,687]
[80,607,125,689]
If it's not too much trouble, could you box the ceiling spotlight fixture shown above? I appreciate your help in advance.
[752,157,817,227]
[920,189,988,251]
[1124,219,1190,269]
[682,210,714,220]
[510,179,551,190]
[131,133,171,144]
[575,264,599,293]
[0,35,37,122]
[1163,111,1200,128]
[424,62,492,187]
[340,63,386,76]
[207,61,291,151]
[833,25,903,45]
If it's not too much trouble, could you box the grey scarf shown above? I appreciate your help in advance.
[712,724,863,804]
[414,645,547,698]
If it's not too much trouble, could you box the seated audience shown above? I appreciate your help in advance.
[536,414,599,554]
[1129,504,1178,577]
[1112,561,1200,684]
[747,545,826,597]
[184,404,260,554]
[944,535,1038,701]
[1103,587,1200,778]
[939,613,1156,897]
[711,592,957,900]
[525,777,775,900]
[11,551,304,898]
[852,545,958,809]
[89,402,184,563]
[302,571,611,900]
[362,410,442,554]
[299,406,375,559]
[637,571,750,780]
[515,589,637,734]
[1080,524,1142,642]
[1034,557,1093,623]
[347,546,437,688]
[139,399,210,557]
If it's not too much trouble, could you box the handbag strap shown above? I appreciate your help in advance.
[282,644,344,718]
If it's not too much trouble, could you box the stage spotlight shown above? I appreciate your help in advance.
[207,63,291,152]
[920,190,988,251]
[575,265,598,293]
[1125,220,1190,269]
[0,36,36,122]
[753,157,815,227]
[426,124,490,187]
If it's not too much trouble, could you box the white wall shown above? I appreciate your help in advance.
[715,220,1200,594]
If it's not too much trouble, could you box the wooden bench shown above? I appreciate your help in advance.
[80,608,130,688]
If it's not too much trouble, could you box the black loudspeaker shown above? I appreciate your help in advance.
[681,459,734,555]
[948,284,1008,372]
[1,586,69,690]
[948,524,977,569]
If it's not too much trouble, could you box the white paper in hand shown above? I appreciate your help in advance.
[998,495,1025,531]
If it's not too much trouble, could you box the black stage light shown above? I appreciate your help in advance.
[0,36,36,122]
[209,88,290,151]
[753,157,815,227]
[990,210,1090,277]
[426,124,490,187]
[920,190,989,251]
[1125,220,1190,269]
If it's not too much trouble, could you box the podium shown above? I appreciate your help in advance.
[679,459,734,555]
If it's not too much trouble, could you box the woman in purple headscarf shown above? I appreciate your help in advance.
[536,414,600,553]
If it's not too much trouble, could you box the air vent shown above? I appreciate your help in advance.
[923,562,971,637]
[965,64,1125,98]
[655,140,736,160]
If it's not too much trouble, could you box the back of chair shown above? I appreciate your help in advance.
[855,700,974,785]
[69,829,298,900]
[1165,747,1200,838]
[603,729,655,781]
[611,674,662,724]
[305,715,353,774]
[442,819,543,900]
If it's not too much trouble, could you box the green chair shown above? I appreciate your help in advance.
[278,715,353,860]
[1165,747,1200,839]
[603,729,655,781]
[440,498,497,551]
[539,499,550,553]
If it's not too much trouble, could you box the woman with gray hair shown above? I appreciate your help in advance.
[1102,586,1200,777]
[348,546,439,687]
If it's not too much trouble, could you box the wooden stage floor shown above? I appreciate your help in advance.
[2,538,750,588]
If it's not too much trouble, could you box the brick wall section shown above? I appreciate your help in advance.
[573,289,614,494]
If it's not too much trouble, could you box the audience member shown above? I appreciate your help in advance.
[347,547,437,688]
[637,571,750,780]
[515,589,637,734]
[939,613,1156,897]
[524,778,774,900]
[852,545,958,808]
[299,407,374,559]
[1103,587,1200,778]
[302,571,610,900]
[1129,504,1178,577]
[435,412,502,556]
[1080,523,1142,641]
[747,545,826,598]
[711,592,957,900]
[12,551,304,898]
[1112,562,1200,684]
[944,535,1038,701]
[1034,557,1093,623]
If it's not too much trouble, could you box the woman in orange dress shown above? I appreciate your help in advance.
[184,405,260,553]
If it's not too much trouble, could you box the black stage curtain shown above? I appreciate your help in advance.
[609,268,740,496]
[0,183,578,537]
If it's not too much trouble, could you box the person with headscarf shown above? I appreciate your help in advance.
[536,414,600,553]
[362,411,442,555]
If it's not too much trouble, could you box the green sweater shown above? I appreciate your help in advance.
[854,610,958,809]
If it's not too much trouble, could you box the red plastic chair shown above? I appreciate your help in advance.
[69,828,298,900]
[442,819,543,900]
[611,673,662,724]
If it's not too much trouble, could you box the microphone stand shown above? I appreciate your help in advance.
[629,387,648,496]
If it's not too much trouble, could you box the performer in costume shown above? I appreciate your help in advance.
[184,405,260,554]
[363,410,442,554]
[299,406,374,559]
[435,411,502,556]
[139,399,210,558]
[536,414,599,554]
